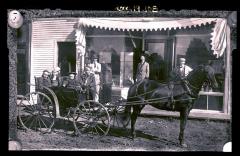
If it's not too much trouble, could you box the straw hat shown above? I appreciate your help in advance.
[53,67,61,72]
[179,58,186,62]
[68,72,77,75]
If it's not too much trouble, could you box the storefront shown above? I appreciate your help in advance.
[29,17,232,117]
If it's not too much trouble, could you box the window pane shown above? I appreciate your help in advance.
[208,96,223,111]
[147,42,165,59]
[193,95,207,110]
[121,52,133,87]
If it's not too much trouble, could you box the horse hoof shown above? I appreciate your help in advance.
[180,143,188,148]
[131,134,136,140]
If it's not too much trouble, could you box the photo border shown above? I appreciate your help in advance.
[8,9,236,151]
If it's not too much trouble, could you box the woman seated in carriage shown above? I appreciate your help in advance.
[55,67,96,112]
[57,66,97,103]
[35,70,52,91]
[36,67,62,91]
[50,67,62,87]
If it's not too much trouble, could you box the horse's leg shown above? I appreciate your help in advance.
[121,105,131,128]
[130,105,142,139]
[179,108,189,147]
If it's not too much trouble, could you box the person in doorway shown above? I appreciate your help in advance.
[89,54,101,102]
[60,57,69,76]
[135,54,150,83]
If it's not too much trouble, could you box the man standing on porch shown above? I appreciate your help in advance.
[171,57,193,80]
[168,57,193,108]
[89,54,101,102]
[135,54,150,83]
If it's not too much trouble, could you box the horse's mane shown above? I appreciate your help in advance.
[186,65,204,79]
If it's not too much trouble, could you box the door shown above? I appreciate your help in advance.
[58,42,76,76]
[145,39,174,82]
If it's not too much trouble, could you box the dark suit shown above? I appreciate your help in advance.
[81,73,96,100]
[64,78,82,91]
[36,76,51,90]
[50,75,63,87]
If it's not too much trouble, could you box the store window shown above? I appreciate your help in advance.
[120,51,134,87]
[184,38,225,111]
[194,59,225,111]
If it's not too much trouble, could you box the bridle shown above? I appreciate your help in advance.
[184,66,207,96]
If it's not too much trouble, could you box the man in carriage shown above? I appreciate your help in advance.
[62,72,82,91]
[36,70,52,91]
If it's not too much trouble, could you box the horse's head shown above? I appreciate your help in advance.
[202,65,219,89]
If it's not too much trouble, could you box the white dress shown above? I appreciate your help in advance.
[89,62,101,102]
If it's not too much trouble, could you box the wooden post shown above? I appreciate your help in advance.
[75,23,86,77]
[224,22,231,115]
[8,27,21,150]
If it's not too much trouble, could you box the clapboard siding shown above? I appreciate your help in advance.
[30,19,77,92]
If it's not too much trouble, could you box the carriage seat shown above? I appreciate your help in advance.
[34,76,51,91]
[35,76,42,91]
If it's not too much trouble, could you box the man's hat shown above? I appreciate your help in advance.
[53,67,60,72]
[179,58,186,62]
[69,72,77,75]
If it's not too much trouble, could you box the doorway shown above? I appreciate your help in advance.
[58,42,76,76]
[145,39,174,82]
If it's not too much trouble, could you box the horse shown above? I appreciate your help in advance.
[121,65,218,147]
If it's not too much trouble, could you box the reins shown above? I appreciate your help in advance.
[121,81,197,107]
[127,82,170,100]
[106,96,196,107]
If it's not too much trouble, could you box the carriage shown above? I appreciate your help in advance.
[17,65,218,147]
[17,76,127,136]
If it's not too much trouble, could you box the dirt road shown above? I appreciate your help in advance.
[17,116,231,151]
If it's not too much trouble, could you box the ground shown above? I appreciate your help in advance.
[17,116,231,151]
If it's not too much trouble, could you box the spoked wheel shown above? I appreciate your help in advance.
[17,92,55,133]
[105,97,128,128]
[73,100,110,136]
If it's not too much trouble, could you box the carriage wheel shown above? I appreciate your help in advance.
[17,92,55,133]
[73,100,110,136]
[105,97,127,128]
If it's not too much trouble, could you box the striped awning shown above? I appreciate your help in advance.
[77,18,227,58]
[77,18,219,31]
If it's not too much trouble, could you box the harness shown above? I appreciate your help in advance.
[184,80,199,98]
[129,80,196,107]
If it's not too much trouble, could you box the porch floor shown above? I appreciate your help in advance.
[141,105,231,121]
